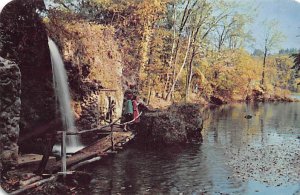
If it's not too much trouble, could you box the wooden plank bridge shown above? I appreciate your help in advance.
[49,130,135,172]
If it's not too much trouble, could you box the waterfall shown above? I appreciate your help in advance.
[48,38,82,152]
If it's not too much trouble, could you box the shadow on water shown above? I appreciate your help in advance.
[80,102,300,194]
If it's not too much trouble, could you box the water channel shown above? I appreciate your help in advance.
[81,101,300,194]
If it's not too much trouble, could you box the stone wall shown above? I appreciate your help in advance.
[0,57,21,176]
[0,0,56,152]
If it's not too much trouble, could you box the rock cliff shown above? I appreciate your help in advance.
[0,0,56,153]
[0,57,20,177]
[47,17,124,130]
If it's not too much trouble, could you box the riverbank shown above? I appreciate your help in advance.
[147,89,298,110]
[208,87,297,105]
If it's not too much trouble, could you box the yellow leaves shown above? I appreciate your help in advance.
[135,0,168,24]
[199,49,265,100]
[91,0,111,6]
[193,68,208,84]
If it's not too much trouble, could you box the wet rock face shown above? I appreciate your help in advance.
[78,92,101,129]
[0,0,56,146]
[64,62,106,129]
[137,104,203,146]
[48,21,124,130]
[0,57,21,175]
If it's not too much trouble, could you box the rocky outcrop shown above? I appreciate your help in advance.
[48,18,124,130]
[248,89,295,102]
[0,57,21,176]
[137,104,203,146]
[210,95,226,105]
[0,0,56,152]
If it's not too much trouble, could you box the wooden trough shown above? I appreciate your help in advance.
[18,154,56,168]
[49,131,135,172]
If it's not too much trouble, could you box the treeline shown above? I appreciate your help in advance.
[279,48,300,55]
[46,0,300,104]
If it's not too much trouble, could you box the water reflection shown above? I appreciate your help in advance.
[204,102,300,147]
[82,102,300,194]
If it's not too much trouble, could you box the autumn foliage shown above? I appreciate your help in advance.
[46,0,299,105]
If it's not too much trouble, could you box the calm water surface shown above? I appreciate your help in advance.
[82,102,300,195]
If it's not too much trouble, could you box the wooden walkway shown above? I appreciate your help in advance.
[11,131,135,195]
[49,131,135,172]
[18,154,56,168]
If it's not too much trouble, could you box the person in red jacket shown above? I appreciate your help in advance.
[132,95,140,123]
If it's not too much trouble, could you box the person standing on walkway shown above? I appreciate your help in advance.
[124,92,133,131]
[132,95,140,123]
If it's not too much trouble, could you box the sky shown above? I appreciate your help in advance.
[240,0,300,51]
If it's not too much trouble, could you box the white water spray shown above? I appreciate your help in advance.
[48,38,82,152]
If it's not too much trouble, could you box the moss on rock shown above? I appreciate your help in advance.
[137,103,203,146]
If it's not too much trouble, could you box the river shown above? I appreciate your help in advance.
[81,101,300,195]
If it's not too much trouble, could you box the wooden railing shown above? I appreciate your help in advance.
[58,111,142,178]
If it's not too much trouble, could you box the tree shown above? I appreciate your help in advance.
[45,0,295,104]
[164,0,198,100]
[260,20,285,86]
[292,53,300,72]
[184,0,253,101]
[166,0,235,101]
[252,49,264,57]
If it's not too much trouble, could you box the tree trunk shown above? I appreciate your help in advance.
[140,22,152,69]
[139,19,153,89]
[164,0,195,100]
[36,133,56,174]
[147,79,153,105]
[261,44,268,86]
[163,73,170,98]
[185,49,196,101]
[166,31,193,100]
[168,5,177,69]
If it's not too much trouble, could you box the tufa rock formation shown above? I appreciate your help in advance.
[0,57,21,177]
[137,104,203,146]
[47,16,124,130]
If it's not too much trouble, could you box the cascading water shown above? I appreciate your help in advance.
[48,38,83,153]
